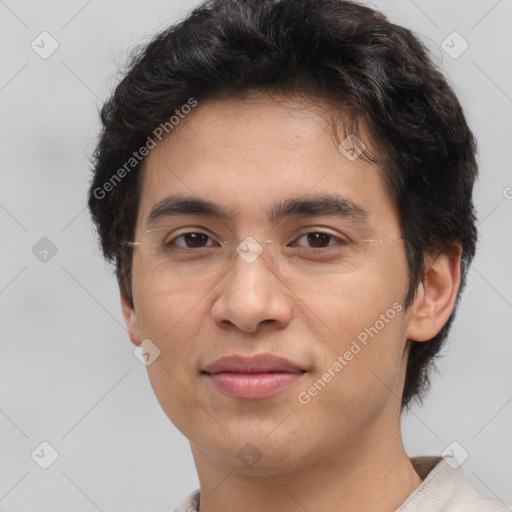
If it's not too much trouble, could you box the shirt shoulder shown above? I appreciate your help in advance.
[172,457,509,512]
[397,456,510,512]
[172,488,200,512]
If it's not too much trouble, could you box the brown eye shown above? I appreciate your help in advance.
[172,232,214,249]
[292,231,344,249]
[305,232,331,248]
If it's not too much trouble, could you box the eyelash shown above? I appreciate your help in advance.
[166,230,349,250]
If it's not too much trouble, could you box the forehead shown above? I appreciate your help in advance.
[135,94,398,233]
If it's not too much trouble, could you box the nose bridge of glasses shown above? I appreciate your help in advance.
[230,235,276,266]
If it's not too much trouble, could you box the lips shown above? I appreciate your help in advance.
[203,354,305,374]
[202,354,306,400]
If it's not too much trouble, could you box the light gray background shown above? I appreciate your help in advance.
[1,0,511,510]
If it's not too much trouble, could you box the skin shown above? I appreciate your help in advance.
[121,94,461,512]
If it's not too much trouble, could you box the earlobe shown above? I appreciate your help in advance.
[120,289,142,347]
[406,247,462,342]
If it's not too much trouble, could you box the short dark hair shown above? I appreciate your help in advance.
[88,0,478,409]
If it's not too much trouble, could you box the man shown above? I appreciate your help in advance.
[88,0,508,510]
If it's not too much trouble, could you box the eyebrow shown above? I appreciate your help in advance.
[148,195,230,224]
[268,194,368,223]
[146,193,369,226]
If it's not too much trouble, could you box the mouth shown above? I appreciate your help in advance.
[202,353,307,400]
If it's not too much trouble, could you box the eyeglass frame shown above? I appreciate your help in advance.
[123,227,405,279]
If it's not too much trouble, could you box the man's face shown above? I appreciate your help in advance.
[124,95,413,473]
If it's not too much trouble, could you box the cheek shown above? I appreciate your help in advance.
[295,256,408,339]
[131,272,209,381]
[295,263,408,416]
[296,310,407,440]
[132,267,209,339]
[133,274,215,434]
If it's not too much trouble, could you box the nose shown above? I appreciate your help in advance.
[210,239,293,334]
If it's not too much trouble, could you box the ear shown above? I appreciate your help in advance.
[120,289,142,347]
[406,246,462,342]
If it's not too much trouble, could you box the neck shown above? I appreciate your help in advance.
[190,421,423,512]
